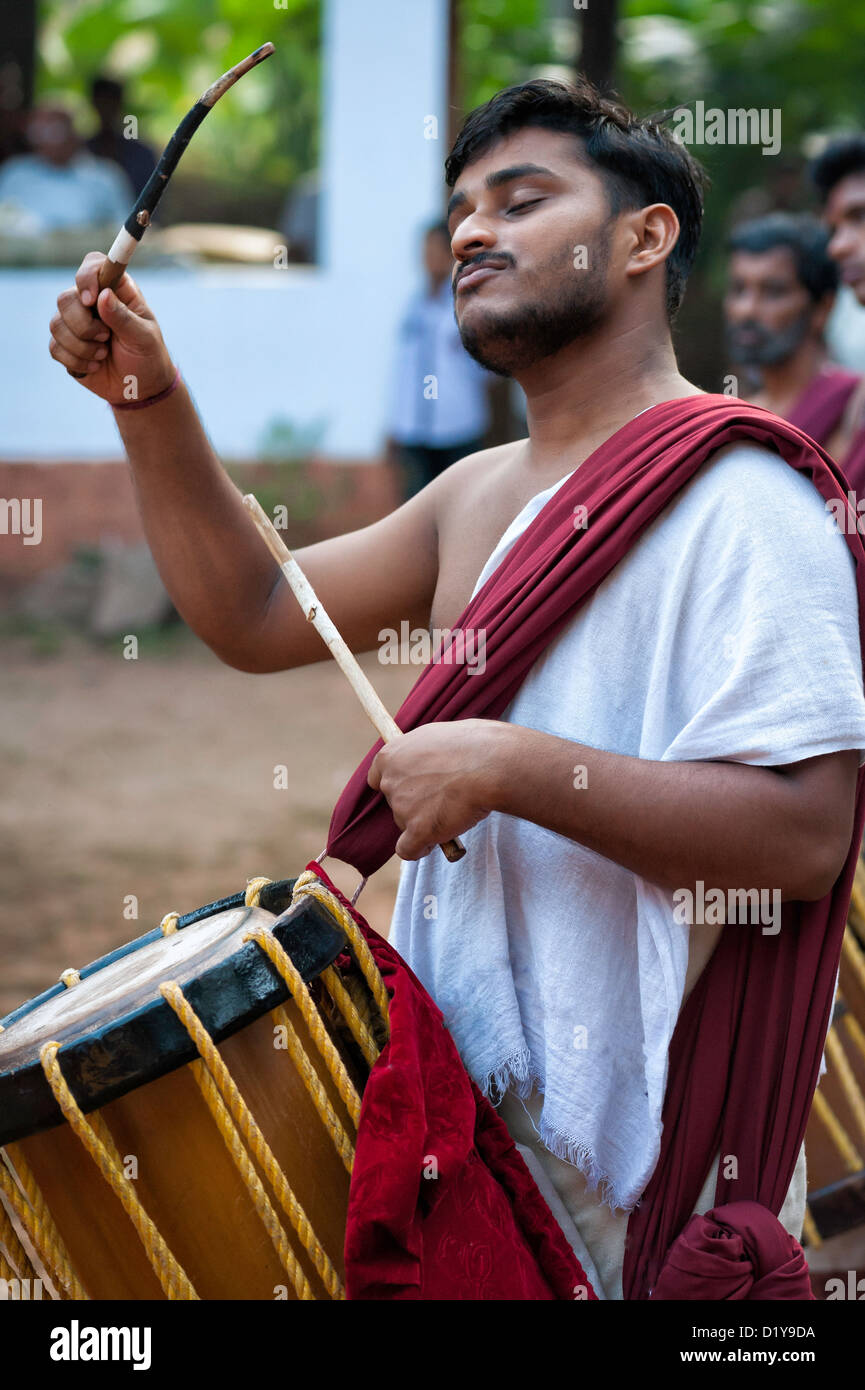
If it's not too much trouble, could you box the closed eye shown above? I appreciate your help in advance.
[507,198,543,215]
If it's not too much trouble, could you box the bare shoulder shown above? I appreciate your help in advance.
[427,438,526,527]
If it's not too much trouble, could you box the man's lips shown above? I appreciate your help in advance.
[841,265,865,286]
[456,263,506,294]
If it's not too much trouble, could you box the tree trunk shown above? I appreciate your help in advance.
[447,0,463,154]
[0,0,36,164]
[577,0,620,94]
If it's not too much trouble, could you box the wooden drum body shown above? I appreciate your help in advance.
[0,873,387,1301]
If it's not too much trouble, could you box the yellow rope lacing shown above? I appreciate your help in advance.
[254,872,383,1066]
[0,1149,88,1299]
[0,871,385,1302]
[810,1087,863,1172]
[0,1189,40,1284]
[0,1243,17,1285]
[39,1041,199,1300]
[801,1204,821,1248]
[4,1143,84,1299]
[243,925,363,1129]
[270,1002,356,1175]
[160,980,343,1300]
[848,861,865,925]
[844,1009,865,1065]
[825,1016,865,1151]
[842,921,865,996]
[245,877,273,908]
[291,871,391,1035]
[320,966,380,1069]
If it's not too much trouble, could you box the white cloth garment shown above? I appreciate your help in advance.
[390,440,865,1214]
[498,1088,808,1300]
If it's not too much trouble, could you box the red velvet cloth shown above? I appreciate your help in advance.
[326,395,865,1300]
[310,863,597,1300]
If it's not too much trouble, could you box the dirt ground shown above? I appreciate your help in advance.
[0,626,415,1018]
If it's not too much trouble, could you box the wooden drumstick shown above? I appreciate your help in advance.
[242,493,467,864]
[68,43,276,376]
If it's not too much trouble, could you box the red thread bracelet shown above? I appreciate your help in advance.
[111,364,181,411]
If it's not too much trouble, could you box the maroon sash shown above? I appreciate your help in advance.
[786,366,860,445]
[843,426,865,495]
[327,394,865,1298]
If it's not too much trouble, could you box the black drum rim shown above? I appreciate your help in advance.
[0,883,348,1146]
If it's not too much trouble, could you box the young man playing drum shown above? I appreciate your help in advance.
[49,78,865,1300]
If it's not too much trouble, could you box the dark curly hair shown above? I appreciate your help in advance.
[810,136,865,204]
[727,212,839,302]
[445,77,707,321]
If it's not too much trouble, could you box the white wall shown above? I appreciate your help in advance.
[0,0,449,462]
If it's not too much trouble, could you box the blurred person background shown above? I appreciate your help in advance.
[85,73,157,200]
[385,219,496,498]
[0,103,132,235]
[723,212,863,462]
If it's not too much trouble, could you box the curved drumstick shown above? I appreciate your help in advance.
[68,42,275,375]
[242,494,467,865]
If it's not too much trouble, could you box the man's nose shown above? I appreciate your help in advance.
[451,216,497,262]
[828,225,855,261]
[727,292,759,321]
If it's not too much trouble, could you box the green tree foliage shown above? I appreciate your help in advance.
[38,0,320,220]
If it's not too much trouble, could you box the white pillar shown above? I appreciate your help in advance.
[320,0,449,279]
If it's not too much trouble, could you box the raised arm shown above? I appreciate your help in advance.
[49,253,439,672]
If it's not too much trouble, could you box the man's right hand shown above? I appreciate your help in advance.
[49,252,176,405]
[46,253,443,679]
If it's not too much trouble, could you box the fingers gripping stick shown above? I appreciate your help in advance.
[67,43,276,378]
[242,494,467,865]
[67,261,129,378]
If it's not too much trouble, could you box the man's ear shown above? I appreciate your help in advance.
[622,203,680,282]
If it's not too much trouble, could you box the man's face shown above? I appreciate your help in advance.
[824,171,865,305]
[27,109,78,167]
[723,246,820,367]
[446,128,619,376]
[93,90,123,127]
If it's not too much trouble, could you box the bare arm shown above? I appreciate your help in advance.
[110,379,440,672]
[368,719,860,899]
[49,254,439,672]
[490,729,859,901]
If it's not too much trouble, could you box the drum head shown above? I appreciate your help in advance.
[0,882,347,1145]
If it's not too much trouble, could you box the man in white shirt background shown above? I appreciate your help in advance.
[385,219,496,497]
[0,104,132,237]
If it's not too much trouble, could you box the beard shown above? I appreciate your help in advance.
[726,309,813,368]
[454,231,613,377]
